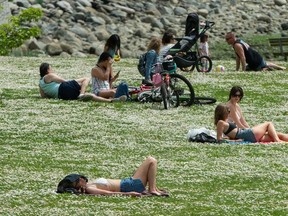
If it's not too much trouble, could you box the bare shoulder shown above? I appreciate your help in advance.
[233,43,244,52]
[43,73,53,83]
[235,103,242,112]
[217,120,227,127]
[91,66,101,74]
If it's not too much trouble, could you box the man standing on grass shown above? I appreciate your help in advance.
[225,32,286,71]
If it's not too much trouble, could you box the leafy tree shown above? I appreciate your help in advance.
[0,8,43,56]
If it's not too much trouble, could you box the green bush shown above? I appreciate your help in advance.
[0,8,43,56]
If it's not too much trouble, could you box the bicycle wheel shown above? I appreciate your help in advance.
[169,73,195,106]
[160,83,168,109]
[196,55,212,72]
[194,96,216,105]
[167,85,180,108]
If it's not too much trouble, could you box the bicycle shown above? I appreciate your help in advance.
[161,61,195,106]
[129,72,180,110]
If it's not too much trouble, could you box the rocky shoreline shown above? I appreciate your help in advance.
[1,0,287,58]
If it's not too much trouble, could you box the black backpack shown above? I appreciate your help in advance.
[137,52,147,77]
[188,132,218,143]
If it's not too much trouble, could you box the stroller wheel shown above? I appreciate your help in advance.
[196,56,212,72]
[180,66,195,72]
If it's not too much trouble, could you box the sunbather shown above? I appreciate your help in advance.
[57,156,169,197]
[214,103,288,143]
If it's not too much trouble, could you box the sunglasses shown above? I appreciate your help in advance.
[232,94,241,98]
[225,37,232,41]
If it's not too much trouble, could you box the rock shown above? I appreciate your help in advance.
[15,0,30,8]
[158,6,174,15]
[95,29,110,41]
[27,38,46,50]
[56,1,73,13]
[5,0,288,58]
[73,12,87,22]
[281,22,288,30]
[0,0,11,25]
[151,20,164,29]
[174,7,187,16]
[46,43,63,56]
[77,0,92,7]
[197,9,209,18]
[274,0,287,6]
[71,51,87,57]
[59,52,71,58]
[111,3,135,14]
[60,43,74,54]
[110,10,127,18]
[70,25,90,38]
[257,15,272,23]
[87,16,106,25]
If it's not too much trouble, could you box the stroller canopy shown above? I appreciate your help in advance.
[185,13,199,36]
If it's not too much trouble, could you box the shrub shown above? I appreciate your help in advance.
[0,8,43,56]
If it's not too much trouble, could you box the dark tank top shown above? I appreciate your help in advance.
[234,39,263,70]
[224,122,237,135]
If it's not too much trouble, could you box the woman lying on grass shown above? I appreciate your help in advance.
[214,103,288,143]
[39,62,126,102]
[57,156,169,197]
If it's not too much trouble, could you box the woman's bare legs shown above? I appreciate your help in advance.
[252,122,281,142]
[262,132,288,142]
[83,93,112,102]
[98,89,116,99]
[277,133,288,142]
[132,156,160,194]
[75,77,90,94]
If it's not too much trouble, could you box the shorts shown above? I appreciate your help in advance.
[58,80,81,100]
[235,128,257,143]
[246,59,267,71]
[120,177,145,193]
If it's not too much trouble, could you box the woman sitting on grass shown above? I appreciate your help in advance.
[214,103,288,143]
[57,156,169,197]
[39,62,124,102]
[226,86,250,129]
[91,52,129,100]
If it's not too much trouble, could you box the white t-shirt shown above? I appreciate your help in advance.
[199,42,209,56]
[159,44,174,62]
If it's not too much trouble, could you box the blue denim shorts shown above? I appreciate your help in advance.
[236,129,257,143]
[120,177,145,193]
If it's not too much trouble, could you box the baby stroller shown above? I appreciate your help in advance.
[167,13,215,72]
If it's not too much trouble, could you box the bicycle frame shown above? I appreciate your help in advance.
[129,72,178,109]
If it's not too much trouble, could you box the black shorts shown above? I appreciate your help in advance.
[58,80,81,100]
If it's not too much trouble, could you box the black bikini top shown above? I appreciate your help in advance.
[224,122,237,135]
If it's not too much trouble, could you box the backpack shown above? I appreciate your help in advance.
[188,132,218,143]
[137,52,147,77]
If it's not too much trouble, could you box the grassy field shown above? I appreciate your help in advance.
[0,56,287,216]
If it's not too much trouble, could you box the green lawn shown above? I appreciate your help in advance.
[0,56,287,216]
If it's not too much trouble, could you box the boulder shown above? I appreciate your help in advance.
[274,0,287,6]
[46,43,63,56]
